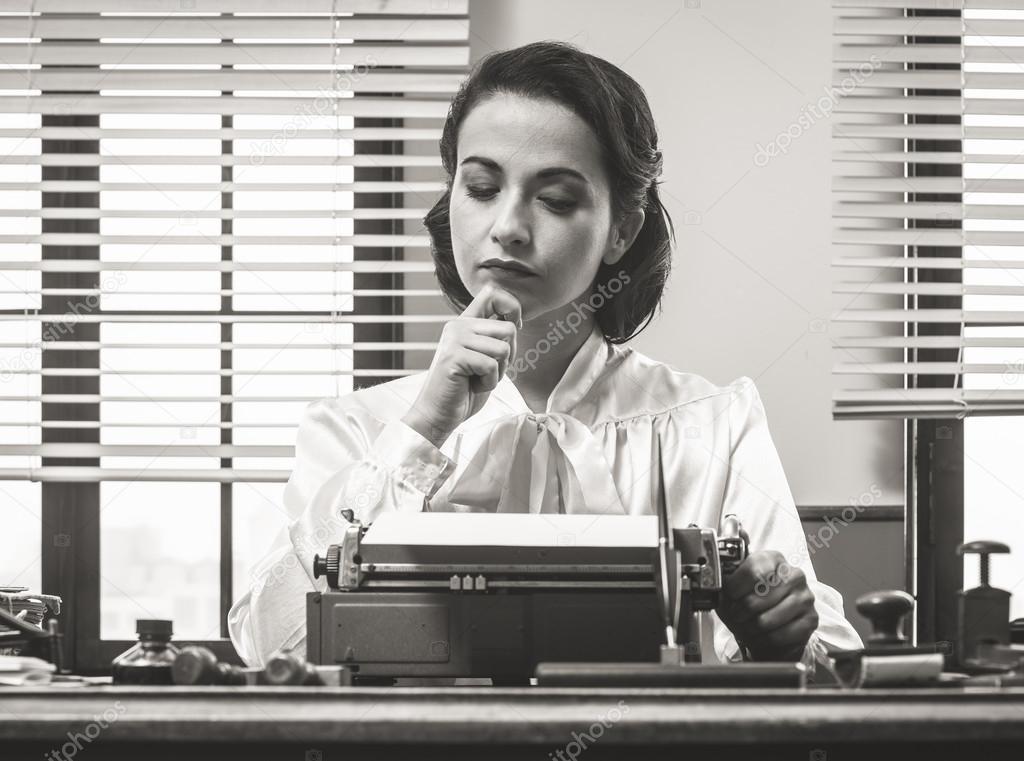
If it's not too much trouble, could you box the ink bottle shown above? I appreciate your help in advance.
[111,619,179,685]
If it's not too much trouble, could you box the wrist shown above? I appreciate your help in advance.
[401,408,452,449]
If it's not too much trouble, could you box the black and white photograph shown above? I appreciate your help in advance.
[1,0,1024,758]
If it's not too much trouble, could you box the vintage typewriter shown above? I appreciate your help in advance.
[307,436,806,687]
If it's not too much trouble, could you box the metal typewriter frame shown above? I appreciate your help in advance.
[308,518,747,681]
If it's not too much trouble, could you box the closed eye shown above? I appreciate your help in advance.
[465,186,576,214]
[464,185,497,201]
[539,196,576,213]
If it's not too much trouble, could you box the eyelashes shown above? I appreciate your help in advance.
[463,186,497,201]
[463,186,576,214]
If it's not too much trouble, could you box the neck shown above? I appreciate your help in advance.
[509,296,596,413]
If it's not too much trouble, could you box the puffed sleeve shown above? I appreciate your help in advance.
[227,398,456,667]
[709,377,864,673]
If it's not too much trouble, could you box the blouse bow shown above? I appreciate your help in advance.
[444,411,627,515]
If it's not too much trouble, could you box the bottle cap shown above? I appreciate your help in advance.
[136,619,173,638]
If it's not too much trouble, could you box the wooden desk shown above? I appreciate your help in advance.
[2,685,1024,760]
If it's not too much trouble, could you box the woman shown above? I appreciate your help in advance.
[229,41,863,672]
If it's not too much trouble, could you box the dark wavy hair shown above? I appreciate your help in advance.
[423,40,674,344]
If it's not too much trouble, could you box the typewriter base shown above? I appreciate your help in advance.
[307,589,667,680]
[534,661,807,688]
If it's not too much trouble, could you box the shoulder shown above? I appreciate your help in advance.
[593,342,761,424]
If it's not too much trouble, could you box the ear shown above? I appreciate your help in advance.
[602,209,645,266]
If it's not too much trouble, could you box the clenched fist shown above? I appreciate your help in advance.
[716,550,818,661]
[402,283,522,449]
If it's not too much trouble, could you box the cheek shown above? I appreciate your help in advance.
[543,219,606,281]
[449,199,489,273]
[448,201,473,281]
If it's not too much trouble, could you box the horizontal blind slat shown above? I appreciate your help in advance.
[0,342,439,351]
[0,69,464,93]
[0,16,469,41]
[0,154,442,168]
[0,261,435,272]
[834,203,1024,220]
[0,314,450,324]
[0,44,470,67]
[0,467,290,483]
[0,444,293,457]
[834,282,1024,296]
[832,257,1024,270]
[833,336,1024,349]
[832,309,1024,325]
[0,95,453,118]
[834,362,1019,374]
[0,127,441,140]
[0,209,431,220]
[0,181,446,192]
[0,0,469,13]
[0,234,431,246]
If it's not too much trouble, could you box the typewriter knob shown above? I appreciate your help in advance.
[856,589,914,646]
[312,545,341,588]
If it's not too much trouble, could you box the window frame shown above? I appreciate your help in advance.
[905,6,965,651]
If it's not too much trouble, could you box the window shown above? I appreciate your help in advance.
[833,1,1024,640]
[960,3,1024,619]
[0,0,467,672]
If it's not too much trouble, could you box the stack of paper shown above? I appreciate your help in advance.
[0,587,62,631]
[0,587,62,659]
[0,655,56,686]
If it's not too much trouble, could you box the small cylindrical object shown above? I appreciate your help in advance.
[172,645,248,686]
[262,652,322,686]
[172,645,220,685]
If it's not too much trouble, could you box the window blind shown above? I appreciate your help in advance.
[0,0,467,482]
[832,0,1024,418]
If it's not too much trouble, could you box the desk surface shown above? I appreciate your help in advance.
[3,685,1024,759]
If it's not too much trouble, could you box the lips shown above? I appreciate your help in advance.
[479,258,537,276]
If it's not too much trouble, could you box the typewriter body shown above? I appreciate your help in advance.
[306,512,748,681]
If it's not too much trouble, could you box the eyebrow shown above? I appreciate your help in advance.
[459,155,589,184]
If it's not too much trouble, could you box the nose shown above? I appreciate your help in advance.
[489,193,531,248]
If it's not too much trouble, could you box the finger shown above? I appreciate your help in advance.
[462,334,512,379]
[457,317,518,341]
[455,347,500,394]
[752,589,815,633]
[462,283,523,327]
[724,567,807,624]
[722,551,789,600]
[507,325,517,377]
[457,317,517,378]
[762,612,818,652]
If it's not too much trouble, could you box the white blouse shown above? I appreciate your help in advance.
[228,321,864,670]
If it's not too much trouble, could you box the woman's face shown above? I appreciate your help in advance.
[450,93,639,321]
